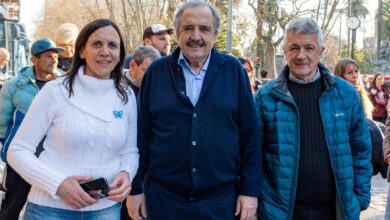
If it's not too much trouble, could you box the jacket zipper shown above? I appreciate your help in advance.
[287,100,300,220]
[319,92,346,220]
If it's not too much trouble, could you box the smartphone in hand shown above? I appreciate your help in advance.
[80,177,110,199]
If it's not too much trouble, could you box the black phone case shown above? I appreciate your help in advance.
[80,178,109,199]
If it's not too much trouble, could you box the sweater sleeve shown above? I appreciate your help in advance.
[130,69,152,195]
[118,91,139,182]
[237,64,262,197]
[7,83,67,199]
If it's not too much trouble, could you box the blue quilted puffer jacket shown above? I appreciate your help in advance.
[0,66,62,163]
[254,63,372,220]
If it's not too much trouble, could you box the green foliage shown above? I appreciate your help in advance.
[351,0,369,18]
[382,0,390,41]
[215,15,228,52]
[355,49,375,75]
[213,1,240,53]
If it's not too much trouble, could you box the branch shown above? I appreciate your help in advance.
[104,0,117,23]
[80,0,100,18]
[248,0,262,22]
[322,0,339,32]
[274,35,284,47]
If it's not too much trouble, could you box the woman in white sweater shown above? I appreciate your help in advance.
[7,19,138,220]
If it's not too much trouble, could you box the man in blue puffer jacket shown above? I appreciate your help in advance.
[0,38,64,220]
[254,17,371,220]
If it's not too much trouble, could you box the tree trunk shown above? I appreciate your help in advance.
[255,0,265,77]
[263,43,277,78]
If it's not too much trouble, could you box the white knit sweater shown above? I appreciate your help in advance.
[7,66,139,211]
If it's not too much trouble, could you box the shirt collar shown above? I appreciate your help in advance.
[178,51,211,77]
[289,68,321,84]
[124,69,138,88]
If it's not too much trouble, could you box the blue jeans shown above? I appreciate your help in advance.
[23,202,120,220]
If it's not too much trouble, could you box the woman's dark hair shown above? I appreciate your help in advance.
[63,18,128,103]
[238,57,254,72]
[371,72,385,89]
[260,69,268,78]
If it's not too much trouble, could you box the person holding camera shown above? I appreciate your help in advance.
[7,19,138,220]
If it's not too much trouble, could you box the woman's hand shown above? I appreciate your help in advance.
[107,171,131,202]
[57,176,98,209]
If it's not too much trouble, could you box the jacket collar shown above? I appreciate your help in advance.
[271,62,336,100]
[16,66,63,89]
[16,66,36,88]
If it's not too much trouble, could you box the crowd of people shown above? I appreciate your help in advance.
[0,0,389,219]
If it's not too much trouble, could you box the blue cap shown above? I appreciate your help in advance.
[31,38,65,56]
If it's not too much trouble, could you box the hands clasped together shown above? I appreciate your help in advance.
[56,171,131,210]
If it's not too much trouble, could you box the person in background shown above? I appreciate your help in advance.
[124,24,173,69]
[7,19,138,220]
[127,1,261,219]
[0,38,64,220]
[123,45,160,97]
[0,48,10,89]
[0,48,10,70]
[378,78,390,220]
[54,23,79,72]
[369,72,389,124]
[254,17,371,219]
[142,23,173,57]
[120,45,160,220]
[334,58,387,179]
[238,57,261,93]
[361,74,371,91]
[259,69,269,85]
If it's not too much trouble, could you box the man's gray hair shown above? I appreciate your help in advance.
[282,17,324,50]
[173,0,221,35]
[133,46,161,65]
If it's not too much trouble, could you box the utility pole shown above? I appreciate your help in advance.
[226,0,232,53]
[339,11,342,58]
[377,0,383,57]
[347,0,351,58]
[351,25,357,59]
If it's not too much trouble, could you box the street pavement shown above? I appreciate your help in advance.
[361,174,388,220]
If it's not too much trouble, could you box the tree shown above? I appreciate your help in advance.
[315,0,341,39]
[34,0,243,55]
[34,0,183,53]
[248,0,309,78]
[382,0,390,41]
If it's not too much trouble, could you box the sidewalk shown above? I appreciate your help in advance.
[361,174,388,220]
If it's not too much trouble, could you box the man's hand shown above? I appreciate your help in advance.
[235,195,258,220]
[107,171,131,202]
[127,194,147,220]
[386,157,390,165]
[57,176,97,209]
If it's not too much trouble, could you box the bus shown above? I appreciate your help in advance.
[0,0,30,88]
